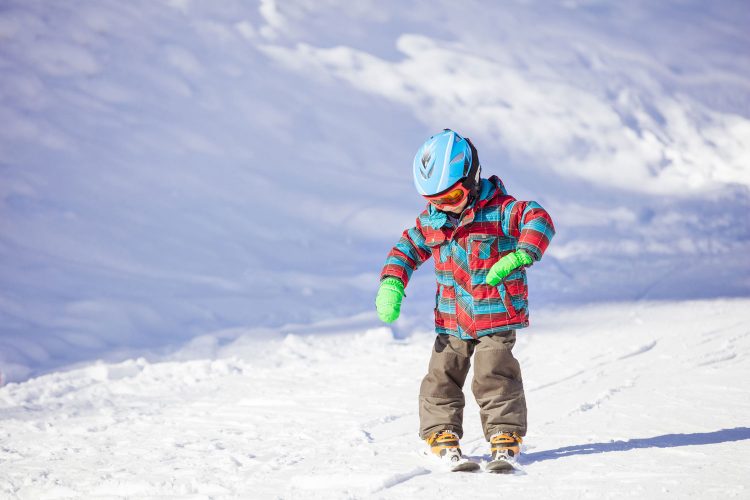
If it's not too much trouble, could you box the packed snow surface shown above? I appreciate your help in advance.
[1,299,748,498]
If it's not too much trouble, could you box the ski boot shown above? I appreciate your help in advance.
[425,429,479,472]
[487,431,522,473]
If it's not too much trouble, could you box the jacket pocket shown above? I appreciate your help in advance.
[503,273,528,315]
[498,283,518,317]
[434,283,456,330]
[468,234,498,271]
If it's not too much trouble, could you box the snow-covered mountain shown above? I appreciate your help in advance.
[1,0,749,381]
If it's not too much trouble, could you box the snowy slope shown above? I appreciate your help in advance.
[2,0,750,383]
[1,299,748,498]
[2,1,749,497]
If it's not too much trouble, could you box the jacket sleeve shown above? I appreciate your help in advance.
[380,216,434,287]
[501,200,555,262]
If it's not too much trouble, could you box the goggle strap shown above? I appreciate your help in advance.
[462,137,481,195]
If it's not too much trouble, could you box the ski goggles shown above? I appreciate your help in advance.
[423,180,470,208]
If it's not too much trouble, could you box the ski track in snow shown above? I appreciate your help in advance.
[1,299,749,499]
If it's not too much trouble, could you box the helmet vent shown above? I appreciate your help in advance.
[420,148,435,179]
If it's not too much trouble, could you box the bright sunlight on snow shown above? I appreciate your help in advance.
[1,0,749,498]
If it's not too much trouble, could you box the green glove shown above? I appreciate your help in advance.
[375,277,405,323]
[485,250,533,286]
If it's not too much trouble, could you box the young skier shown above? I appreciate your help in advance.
[375,129,555,472]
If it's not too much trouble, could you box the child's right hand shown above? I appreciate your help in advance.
[375,277,405,323]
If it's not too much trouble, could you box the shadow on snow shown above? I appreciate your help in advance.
[522,427,750,464]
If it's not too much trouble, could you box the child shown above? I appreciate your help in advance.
[375,129,555,472]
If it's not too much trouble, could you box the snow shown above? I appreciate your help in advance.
[1,0,749,497]
[1,299,749,498]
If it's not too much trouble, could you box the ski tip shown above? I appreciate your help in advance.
[451,461,481,472]
[486,459,517,474]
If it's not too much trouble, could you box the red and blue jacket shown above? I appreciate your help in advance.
[380,175,555,340]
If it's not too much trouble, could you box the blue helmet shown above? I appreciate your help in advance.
[412,129,480,196]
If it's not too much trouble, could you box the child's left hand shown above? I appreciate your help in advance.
[485,250,532,286]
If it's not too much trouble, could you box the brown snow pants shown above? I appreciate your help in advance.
[418,330,527,441]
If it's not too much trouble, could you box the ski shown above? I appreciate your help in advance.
[450,458,481,472]
[486,457,518,473]
[421,449,480,472]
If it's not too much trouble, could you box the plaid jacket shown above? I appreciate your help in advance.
[380,176,555,340]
